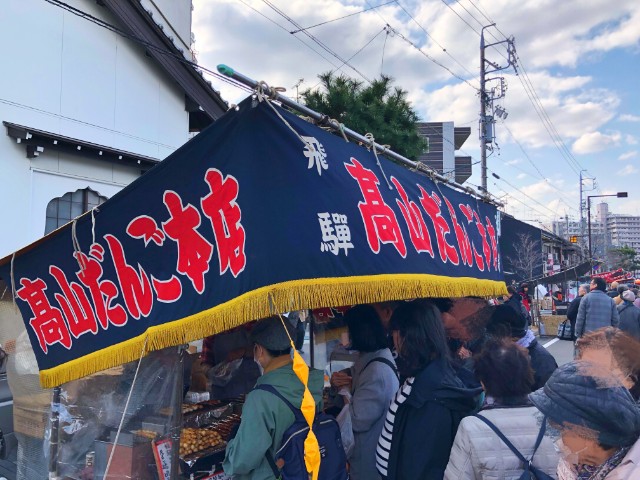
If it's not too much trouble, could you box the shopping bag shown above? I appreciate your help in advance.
[336,404,354,458]
[556,320,573,340]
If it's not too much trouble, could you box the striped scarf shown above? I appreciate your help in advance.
[376,377,414,477]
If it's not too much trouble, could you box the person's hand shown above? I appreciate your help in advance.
[457,346,472,359]
[330,372,352,389]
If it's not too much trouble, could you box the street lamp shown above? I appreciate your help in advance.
[587,192,628,261]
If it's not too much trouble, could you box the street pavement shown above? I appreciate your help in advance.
[539,336,575,366]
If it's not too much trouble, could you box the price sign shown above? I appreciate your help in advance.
[152,438,172,480]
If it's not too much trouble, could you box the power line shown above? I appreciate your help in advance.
[386,25,480,91]
[234,0,341,69]
[439,0,481,35]
[43,0,253,95]
[289,0,396,33]
[394,0,478,80]
[493,183,558,223]
[380,27,389,74]
[514,54,585,173]
[334,27,388,75]
[465,0,493,26]
[0,97,178,149]
[488,167,564,218]
[261,0,372,83]
[311,26,388,89]
[455,0,585,178]
[362,0,480,90]
[452,0,485,29]
[465,0,510,40]
[501,122,579,208]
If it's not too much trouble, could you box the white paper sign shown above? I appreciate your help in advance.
[153,438,172,480]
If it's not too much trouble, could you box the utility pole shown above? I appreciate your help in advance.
[479,25,516,193]
[579,170,584,241]
[292,78,304,103]
[579,171,596,259]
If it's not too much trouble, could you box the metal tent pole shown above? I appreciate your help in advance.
[216,65,498,206]
[48,386,61,480]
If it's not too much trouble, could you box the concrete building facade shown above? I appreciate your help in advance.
[416,122,472,184]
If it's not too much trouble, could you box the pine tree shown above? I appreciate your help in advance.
[302,72,428,160]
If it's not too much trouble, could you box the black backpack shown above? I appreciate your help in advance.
[474,414,554,480]
[254,384,348,480]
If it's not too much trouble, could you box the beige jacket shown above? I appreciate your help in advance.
[558,437,640,480]
[444,406,559,479]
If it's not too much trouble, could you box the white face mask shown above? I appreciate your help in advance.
[253,345,265,375]
[554,438,588,465]
[254,358,264,376]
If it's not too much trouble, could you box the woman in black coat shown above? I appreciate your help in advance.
[376,300,482,480]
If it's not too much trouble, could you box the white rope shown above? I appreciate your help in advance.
[255,82,308,148]
[91,207,97,246]
[104,336,149,478]
[337,122,349,142]
[71,219,87,271]
[10,253,18,312]
[364,133,393,190]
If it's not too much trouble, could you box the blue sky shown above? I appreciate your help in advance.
[192,0,640,228]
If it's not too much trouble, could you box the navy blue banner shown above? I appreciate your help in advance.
[0,96,503,385]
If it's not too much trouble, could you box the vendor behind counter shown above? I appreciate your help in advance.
[198,325,261,400]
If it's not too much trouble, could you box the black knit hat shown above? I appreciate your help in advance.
[487,304,527,339]
[529,361,640,447]
[250,316,295,351]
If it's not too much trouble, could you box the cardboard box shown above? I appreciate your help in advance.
[540,315,565,337]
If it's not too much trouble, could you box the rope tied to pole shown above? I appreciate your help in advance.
[10,252,18,312]
[334,119,349,142]
[71,218,87,272]
[364,133,393,190]
[255,81,309,149]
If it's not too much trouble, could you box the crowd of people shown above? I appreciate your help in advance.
[222,278,640,480]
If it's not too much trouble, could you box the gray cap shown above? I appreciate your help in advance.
[529,361,640,447]
[622,290,635,302]
[250,316,296,351]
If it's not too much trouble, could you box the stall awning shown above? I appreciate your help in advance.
[0,96,506,388]
[527,260,593,285]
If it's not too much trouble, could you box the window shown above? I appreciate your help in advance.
[45,188,108,234]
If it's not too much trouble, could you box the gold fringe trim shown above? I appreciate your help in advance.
[39,274,506,388]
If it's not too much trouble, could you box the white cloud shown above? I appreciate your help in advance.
[191,0,639,208]
[618,164,639,175]
[516,173,527,179]
[619,114,640,122]
[572,131,622,154]
[619,151,638,161]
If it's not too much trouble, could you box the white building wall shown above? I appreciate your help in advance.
[0,0,192,257]
[141,0,193,54]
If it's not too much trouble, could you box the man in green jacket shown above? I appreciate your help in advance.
[223,315,324,479]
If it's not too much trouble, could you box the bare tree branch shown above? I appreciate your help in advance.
[506,233,545,281]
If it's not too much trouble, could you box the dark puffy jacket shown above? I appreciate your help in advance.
[618,303,640,340]
[528,339,558,390]
[383,357,482,480]
[566,295,582,323]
